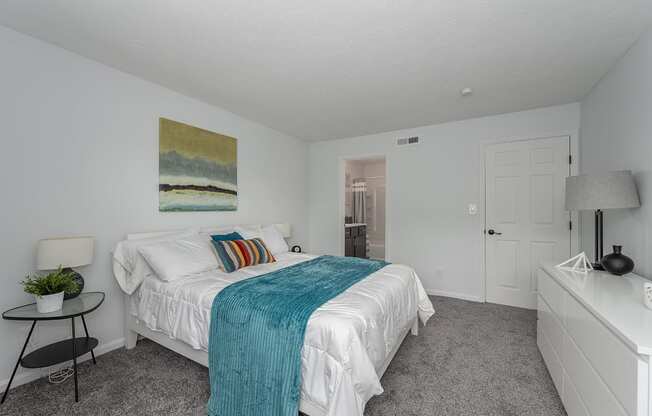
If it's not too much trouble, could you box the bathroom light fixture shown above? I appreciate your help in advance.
[460,87,473,97]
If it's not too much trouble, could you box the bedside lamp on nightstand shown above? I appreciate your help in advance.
[274,223,292,239]
[36,236,94,299]
[275,223,301,252]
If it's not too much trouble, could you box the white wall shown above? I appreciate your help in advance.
[308,103,580,301]
[580,27,652,278]
[0,26,308,388]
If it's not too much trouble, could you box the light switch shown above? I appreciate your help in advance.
[468,203,478,215]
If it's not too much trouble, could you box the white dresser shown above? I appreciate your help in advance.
[537,263,652,416]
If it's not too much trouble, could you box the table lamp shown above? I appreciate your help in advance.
[565,171,640,270]
[36,236,94,299]
[274,223,292,239]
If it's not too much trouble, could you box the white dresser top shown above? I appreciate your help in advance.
[542,263,652,355]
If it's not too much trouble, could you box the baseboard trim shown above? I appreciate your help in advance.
[0,337,125,392]
[426,289,484,303]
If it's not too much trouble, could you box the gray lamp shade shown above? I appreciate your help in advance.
[565,170,640,211]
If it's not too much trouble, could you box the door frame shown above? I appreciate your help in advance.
[482,131,580,303]
[338,154,390,261]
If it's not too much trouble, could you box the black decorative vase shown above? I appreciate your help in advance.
[601,245,634,276]
[63,268,85,300]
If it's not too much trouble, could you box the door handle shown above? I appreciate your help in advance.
[487,229,502,236]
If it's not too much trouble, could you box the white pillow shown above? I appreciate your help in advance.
[137,235,219,282]
[261,224,289,255]
[234,225,263,240]
[112,229,198,293]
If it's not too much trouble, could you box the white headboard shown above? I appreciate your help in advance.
[125,224,290,241]
[126,226,233,241]
[126,229,189,240]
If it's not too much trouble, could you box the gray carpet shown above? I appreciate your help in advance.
[0,296,565,416]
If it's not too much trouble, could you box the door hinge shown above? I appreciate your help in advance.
[569,221,573,230]
[568,154,572,165]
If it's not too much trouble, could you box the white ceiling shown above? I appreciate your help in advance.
[1,1,651,141]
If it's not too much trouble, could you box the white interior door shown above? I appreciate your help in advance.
[485,136,571,309]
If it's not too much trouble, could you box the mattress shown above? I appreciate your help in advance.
[129,252,434,416]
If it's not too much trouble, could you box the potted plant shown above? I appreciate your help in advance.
[21,266,79,313]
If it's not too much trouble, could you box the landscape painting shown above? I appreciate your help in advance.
[159,118,237,211]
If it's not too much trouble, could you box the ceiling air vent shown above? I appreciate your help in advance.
[397,136,419,146]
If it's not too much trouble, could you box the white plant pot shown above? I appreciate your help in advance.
[35,291,64,313]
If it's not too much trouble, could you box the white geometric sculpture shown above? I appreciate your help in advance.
[555,252,594,274]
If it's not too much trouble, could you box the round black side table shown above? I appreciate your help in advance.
[1,292,104,404]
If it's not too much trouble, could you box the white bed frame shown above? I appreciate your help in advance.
[122,228,418,416]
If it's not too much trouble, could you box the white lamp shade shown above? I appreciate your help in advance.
[36,236,94,270]
[274,223,292,239]
[565,170,640,211]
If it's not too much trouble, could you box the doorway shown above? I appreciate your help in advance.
[344,158,386,260]
[485,136,572,309]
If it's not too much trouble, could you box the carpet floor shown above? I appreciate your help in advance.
[0,296,565,416]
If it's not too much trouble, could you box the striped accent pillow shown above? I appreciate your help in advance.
[211,238,276,273]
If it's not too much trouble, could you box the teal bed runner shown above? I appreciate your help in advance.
[207,255,389,416]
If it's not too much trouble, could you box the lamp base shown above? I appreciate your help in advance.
[591,262,605,271]
[62,268,84,300]
[593,210,605,273]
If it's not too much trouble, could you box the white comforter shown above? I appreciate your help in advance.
[128,253,434,416]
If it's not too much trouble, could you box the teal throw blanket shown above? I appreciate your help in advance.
[207,255,389,416]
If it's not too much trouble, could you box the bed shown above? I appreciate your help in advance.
[114,228,434,416]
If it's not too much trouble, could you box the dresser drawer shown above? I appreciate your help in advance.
[564,292,645,416]
[562,329,627,416]
[538,295,565,360]
[537,321,563,396]
[562,369,590,416]
[538,269,565,322]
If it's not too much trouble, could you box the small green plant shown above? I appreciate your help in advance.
[21,266,79,297]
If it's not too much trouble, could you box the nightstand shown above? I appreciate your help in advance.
[1,292,104,403]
